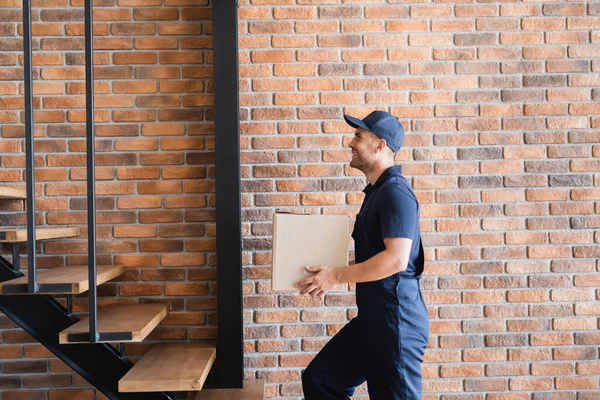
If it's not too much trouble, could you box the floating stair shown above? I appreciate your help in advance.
[0,264,125,295]
[0,186,27,200]
[194,379,266,400]
[119,342,217,393]
[0,227,80,243]
[0,255,171,400]
[59,303,170,344]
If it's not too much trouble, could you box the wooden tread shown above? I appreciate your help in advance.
[0,265,125,295]
[119,342,216,393]
[59,303,170,344]
[0,227,80,243]
[0,186,26,200]
[194,380,265,400]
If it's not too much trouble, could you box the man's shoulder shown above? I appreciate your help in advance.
[380,176,418,203]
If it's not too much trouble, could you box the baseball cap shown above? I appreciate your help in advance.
[344,111,405,153]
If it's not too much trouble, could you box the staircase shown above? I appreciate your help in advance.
[0,252,171,400]
[0,186,228,398]
[0,0,259,396]
[0,186,264,397]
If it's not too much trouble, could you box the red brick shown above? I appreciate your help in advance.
[112,109,156,122]
[134,37,178,50]
[248,21,292,34]
[463,349,507,362]
[135,66,180,79]
[48,389,94,400]
[255,310,298,323]
[163,283,208,296]
[157,22,202,36]
[238,8,270,20]
[365,5,408,18]
[279,354,314,368]
[132,8,177,20]
[40,66,85,80]
[112,51,157,65]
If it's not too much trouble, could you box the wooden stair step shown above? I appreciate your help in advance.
[0,186,26,200]
[119,342,216,393]
[0,227,80,243]
[194,380,265,400]
[0,265,125,295]
[59,303,170,344]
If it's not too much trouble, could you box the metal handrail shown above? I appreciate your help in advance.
[22,0,37,293]
[84,0,98,343]
[21,0,99,341]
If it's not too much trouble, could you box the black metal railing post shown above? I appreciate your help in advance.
[84,0,98,343]
[22,0,37,293]
[213,0,243,388]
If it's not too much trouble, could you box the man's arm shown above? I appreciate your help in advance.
[297,237,412,296]
[298,185,419,297]
[339,237,412,283]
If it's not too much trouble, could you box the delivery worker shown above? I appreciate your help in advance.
[296,111,430,400]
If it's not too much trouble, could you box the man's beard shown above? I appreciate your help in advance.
[350,152,366,171]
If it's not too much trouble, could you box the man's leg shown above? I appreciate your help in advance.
[302,318,366,400]
[365,325,428,400]
[364,281,430,400]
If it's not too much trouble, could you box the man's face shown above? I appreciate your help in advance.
[348,127,380,171]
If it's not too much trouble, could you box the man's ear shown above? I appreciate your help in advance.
[375,138,387,153]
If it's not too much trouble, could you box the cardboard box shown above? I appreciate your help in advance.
[271,212,349,292]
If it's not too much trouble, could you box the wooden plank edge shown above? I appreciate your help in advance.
[0,227,80,243]
[58,303,170,344]
[76,265,126,294]
[0,187,27,199]
[0,265,125,296]
[118,346,216,393]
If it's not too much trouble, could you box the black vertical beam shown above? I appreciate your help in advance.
[212,0,243,389]
[11,243,20,272]
[22,0,37,293]
[67,294,73,315]
[84,0,98,342]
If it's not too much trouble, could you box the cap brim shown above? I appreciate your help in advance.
[344,114,370,131]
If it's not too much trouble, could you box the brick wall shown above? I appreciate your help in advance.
[1,0,600,399]
[237,1,600,399]
[0,0,214,397]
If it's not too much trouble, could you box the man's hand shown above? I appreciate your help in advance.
[295,266,342,298]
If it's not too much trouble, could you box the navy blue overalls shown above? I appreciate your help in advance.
[303,166,430,400]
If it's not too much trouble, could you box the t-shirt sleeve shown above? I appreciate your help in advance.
[379,186,418,240]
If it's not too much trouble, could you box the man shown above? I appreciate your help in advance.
[296,111,430,400]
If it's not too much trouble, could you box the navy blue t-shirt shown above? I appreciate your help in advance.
[351,165,424,279]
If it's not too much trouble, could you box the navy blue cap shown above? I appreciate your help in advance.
[344,111,405,153]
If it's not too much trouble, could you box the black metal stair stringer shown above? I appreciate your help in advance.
[0,256,172,400]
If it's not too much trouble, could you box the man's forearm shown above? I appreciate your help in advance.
[337,250,407,284]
